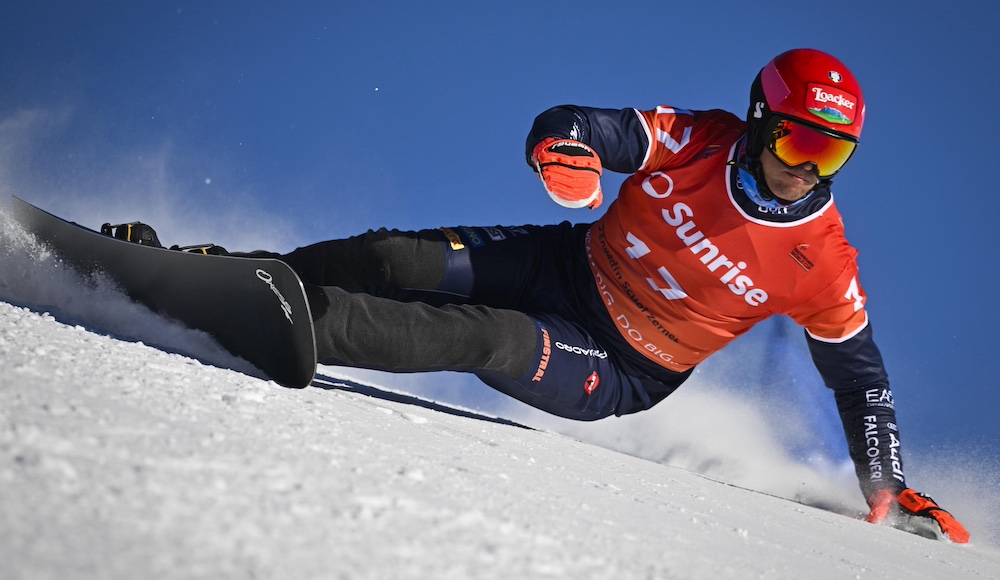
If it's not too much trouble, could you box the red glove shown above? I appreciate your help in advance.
[867,488,970,544]
[531,137,603,209]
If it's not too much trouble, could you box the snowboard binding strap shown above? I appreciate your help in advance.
[101,222,162,247]
[168,243,230,255]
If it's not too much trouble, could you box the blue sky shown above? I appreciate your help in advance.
[2,1,997,463]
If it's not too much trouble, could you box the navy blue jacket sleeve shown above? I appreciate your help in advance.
[525,105,649,174]
[806,322,907,498]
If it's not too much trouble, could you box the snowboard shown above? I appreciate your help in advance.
[9,196,317,388]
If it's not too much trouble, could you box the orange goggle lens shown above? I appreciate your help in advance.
[768,118,857,178]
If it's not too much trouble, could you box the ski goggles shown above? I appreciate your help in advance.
[767,117,858,179]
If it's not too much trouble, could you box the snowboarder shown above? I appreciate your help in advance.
[242,49,969,542]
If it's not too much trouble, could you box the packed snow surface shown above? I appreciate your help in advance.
[1,208,999,579]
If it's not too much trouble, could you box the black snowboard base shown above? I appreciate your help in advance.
[9,196,317,388]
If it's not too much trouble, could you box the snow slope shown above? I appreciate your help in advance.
[2,209,999,579]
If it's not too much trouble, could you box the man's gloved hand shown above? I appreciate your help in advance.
[867,488,970,544]
[531,137,603,209]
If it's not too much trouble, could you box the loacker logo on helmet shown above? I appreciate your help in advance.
[811,86,855,109]
[805,83,858,125]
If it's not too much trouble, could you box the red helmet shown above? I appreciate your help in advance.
[747,49,865,168]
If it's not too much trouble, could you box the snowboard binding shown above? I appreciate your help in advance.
[100,221,233,255]
[168,243,230,255]
[101,222,162,247]
[99,219,279,258]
